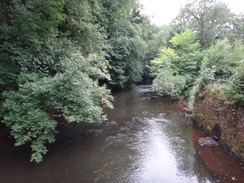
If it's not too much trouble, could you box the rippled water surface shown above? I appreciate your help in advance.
[0,85,217,183]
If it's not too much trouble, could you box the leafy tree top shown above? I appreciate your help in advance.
[172,0,233,47]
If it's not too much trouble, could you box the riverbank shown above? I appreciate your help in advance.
[193,126,244,183]
[193,90,244,162]
[176,98,244,182]
[174,90,244,183]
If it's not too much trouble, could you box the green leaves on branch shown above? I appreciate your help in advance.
[226,61,244,106]
[170,29,200,51]
[203,38,244,76]
[150,30,203,98]
[0,0,115,163]
[173,0,233,47]
[3,52,113,163]
[3,90,57,163]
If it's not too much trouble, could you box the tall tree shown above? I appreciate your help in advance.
[151,30,203,77]
[172,0,233,47]
[228,14,244,43]
[150,30,203,97]
[203,38,244,76]
[59,0,107,55]
[96,0,146,89]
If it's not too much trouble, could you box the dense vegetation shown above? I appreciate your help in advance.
[151,0,244,107]
[0,0,165,163]
[0,0,243,163]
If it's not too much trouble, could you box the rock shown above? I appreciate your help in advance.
[198,137,219,147]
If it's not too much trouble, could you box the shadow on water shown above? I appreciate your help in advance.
[0,85,217,183]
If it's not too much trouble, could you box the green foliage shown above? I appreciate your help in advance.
[95,0,146,88]
[152,68,186,99]
[203,38,244,76]
[226,61,244,105]
[3,89,57,163]
[170,30,203,77]
[188,84,199,112]
[140,23,173,78]
[151,30,203,78]
[205,82,228,96]
[170,29,200,51]
[150,30,203,97]
[150,48,177,76]
[188,66,215,111]
[230,14,244,42]
[0,56,20,92]
[189,40,244,109]
[3,51,113,163]
[207,126,212,132]
[173,0,234,47]
[0,0,66,90]
[108,35,145,88]
[60,0,106,55]
[0,0,115,163]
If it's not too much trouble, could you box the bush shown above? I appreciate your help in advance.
[152,68,186,99]
[187,66,215,111]
[226,61,244,105]
[205,82,228,96]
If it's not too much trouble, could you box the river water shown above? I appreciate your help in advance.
[0,85,217,183]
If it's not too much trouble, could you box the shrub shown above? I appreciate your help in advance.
[152,68,186,99]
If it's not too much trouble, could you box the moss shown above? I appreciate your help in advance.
[225,141,233,148]
[207,125,212,132]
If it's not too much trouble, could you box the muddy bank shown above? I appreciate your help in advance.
[193,127,244,183]
[193,90,244,162]
[176,99,244,182]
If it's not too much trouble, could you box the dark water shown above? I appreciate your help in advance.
[0,85,217,183]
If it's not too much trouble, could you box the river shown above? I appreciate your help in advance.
[0,85,217,183]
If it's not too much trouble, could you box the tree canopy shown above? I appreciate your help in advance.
[172,0,234,47]
[150,30,203,98]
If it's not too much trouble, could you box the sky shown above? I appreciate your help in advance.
[139,0,244,26]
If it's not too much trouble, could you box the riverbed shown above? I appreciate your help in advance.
[0,85,217,183]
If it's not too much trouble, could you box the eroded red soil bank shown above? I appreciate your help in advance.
[190,90,244,182]
[193,127,244,183]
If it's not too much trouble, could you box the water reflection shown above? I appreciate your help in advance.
[102,85,216,183]
[0,85,216,183]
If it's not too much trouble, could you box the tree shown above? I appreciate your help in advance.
[227,61,244,106]
[0,0,113,163]
[0,0,168,163]
[95,0,146,89]
[152,67,187,99]
[140,23,174,79]
[172,0,233,48]
[151,30,203,77]
[59,0,107,55]
[150,30,203,97]
[228,14,244,42]
[203,38,244,76]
